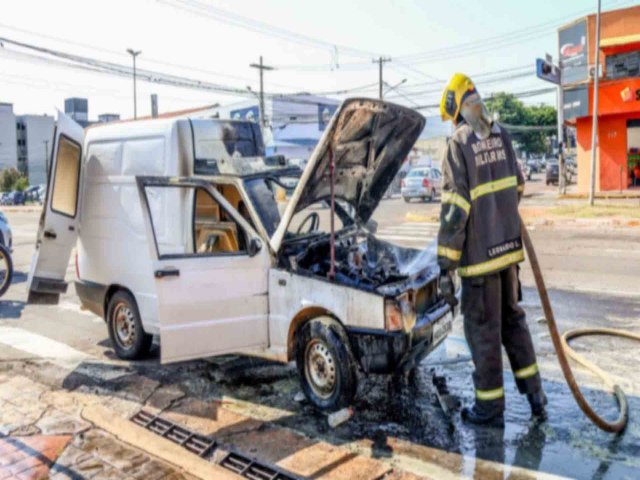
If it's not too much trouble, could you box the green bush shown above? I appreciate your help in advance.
[14,177,29,192]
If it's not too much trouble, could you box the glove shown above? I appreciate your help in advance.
[439,270,458,308]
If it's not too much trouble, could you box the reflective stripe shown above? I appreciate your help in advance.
[458,249,525,277]
[437,245,462,261]
[514,363,538,379]
[470,176,518,201]
[476,387,504,401]
[441,191,471,215]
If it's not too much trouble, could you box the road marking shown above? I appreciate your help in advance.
[0,326,92,368]
[376,222,439,246]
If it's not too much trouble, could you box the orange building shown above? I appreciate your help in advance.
[560,5,640,192]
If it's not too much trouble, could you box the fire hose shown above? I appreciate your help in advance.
[521,222,640,434]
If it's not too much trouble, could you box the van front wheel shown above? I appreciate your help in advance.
[296,318,357,411]
[107,290,152,360]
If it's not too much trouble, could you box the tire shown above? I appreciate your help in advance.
[296,317,357,411]
[0,244,13,298]
[403,197,410,203]
[107,290,152,360]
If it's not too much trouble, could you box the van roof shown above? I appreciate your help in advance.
[84,117,183,142]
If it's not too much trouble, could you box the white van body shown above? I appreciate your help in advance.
[28,100,454,409]
[78,118,188,336]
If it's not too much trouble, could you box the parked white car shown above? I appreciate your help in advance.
[28,100,454,410]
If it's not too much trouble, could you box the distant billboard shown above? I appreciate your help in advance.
[230,105,260,123]
[559,20,588,85]
[318,103,338,131]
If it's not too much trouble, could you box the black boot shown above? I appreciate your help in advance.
[527,391,548,420]
[462,402,504,427]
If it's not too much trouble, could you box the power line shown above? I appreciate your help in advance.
[269,0,636,70]
[0,35,378,106]
[412,87,557,110]
[0,21,308,91]
[158,0,385,62]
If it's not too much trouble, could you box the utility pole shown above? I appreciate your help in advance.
[372,57,392,99]
[249,56,274,129]
[126,49,142,119]
[557,85,566,195]
[43,140,49,178]
[588,0,602,206]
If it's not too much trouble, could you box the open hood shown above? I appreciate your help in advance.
[270,98,425,252]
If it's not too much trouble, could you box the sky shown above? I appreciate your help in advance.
[1,0,639,121]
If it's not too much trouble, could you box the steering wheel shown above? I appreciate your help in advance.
[296,212,320,234]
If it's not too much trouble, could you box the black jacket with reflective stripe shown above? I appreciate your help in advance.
[437,122,525,277]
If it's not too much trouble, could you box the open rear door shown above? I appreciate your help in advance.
[27,111,84,304]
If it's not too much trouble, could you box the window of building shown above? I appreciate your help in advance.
[605,50,640,80]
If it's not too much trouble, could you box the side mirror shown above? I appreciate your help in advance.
[248,237,262,257]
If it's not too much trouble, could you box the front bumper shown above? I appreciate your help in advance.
[346,299,453,374]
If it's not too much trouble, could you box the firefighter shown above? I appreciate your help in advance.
[437,73,546,426]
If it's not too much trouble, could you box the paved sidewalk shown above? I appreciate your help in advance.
[0,367,428,480]
[0,375,198,480]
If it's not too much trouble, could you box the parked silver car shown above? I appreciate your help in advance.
[401,167,442,202]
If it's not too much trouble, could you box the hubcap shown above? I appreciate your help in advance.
[304,339,337,399]
[113,303,136,348]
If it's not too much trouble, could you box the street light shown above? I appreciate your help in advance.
[383,78,407,95]
[126,49,142,119]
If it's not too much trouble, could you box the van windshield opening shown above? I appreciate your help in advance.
[243,177,282,237]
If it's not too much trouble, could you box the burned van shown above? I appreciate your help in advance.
[28,99,454,410]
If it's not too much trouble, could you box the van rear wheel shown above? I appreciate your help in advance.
[107,290,152,360]
[296,318,357,411]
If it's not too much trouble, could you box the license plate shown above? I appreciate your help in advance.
[432,313,453,345]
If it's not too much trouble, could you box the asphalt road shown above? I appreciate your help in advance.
[1,201,639,479]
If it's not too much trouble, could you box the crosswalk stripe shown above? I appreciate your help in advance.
[377,234,436,243]
[0,326,92,369]
[376,222,439,246]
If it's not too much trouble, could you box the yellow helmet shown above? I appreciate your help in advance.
[440,73,478,122]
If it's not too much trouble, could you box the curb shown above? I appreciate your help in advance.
[81,404,241,480]
[560,193,640,200]
[0,206,42,213]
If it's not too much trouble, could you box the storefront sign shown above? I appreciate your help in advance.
[563,86,589,120]
[620,87,640,102]
[559,20,588,85]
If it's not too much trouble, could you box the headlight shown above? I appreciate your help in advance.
[384,292,417,332]
[385,299,403,331]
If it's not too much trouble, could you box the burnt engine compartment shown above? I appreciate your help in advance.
[278,226,439,295]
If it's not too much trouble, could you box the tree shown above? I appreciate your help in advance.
[484,93,557,156]
[0,169,21,192]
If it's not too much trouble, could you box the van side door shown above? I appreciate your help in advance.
[136,176,270,363]
[27,111,84,304]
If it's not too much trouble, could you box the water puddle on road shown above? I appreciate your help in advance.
[208,339,640,479]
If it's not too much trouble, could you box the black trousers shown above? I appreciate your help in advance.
[461,264,541,409]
